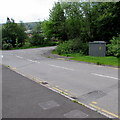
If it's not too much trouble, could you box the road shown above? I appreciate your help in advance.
[2,65,106,118]
[1,46,119,118]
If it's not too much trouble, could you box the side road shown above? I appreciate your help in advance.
[2,66,107,119]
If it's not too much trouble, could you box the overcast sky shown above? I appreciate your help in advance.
[0,0,58,23]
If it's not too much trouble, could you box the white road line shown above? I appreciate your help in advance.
[27,59,34,62]
[1,55,3,58]
[16,56,23,59]
[92,73,119,80]
[26,59,41,63]
[48,64,74,71]
[34,61,41,63]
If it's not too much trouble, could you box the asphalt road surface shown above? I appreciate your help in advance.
[1,46,119,118]
[2,65,107,118]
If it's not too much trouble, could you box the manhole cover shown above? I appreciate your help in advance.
[78,90,106,103]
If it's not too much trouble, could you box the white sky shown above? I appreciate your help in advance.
[0,0,58,23]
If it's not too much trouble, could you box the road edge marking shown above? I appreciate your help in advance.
[89,104,120,118]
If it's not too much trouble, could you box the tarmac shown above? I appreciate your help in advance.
[2,65,109,119]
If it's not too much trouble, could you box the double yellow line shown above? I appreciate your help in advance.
[89,103,120,118]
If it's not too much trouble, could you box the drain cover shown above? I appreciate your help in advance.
[41,81,48,85]
[78,90,106,103]
[71,96,78,99]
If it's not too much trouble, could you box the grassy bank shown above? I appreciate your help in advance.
[52,52,119,67]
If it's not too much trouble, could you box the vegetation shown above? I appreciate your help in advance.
[2,18,27,49]
[48,2,120,58]
[70,56,119,67]
[54,38,88,55]
[56,53,119,67]
[107,35,120,58]
[29,33,44,46]
[1,18,57,50]
[1,2,120,66]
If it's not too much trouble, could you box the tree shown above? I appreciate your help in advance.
[49,2,67,42]
[2,18,18,47]
[2,18,27,48]
[32,22,42,34]
[29,33,44,46]
[107,34,120,57]
[16,24,27,47]
[62,2,83,40]
[89,2,120,43]
[53,2,120,55]
[41,20,53,40]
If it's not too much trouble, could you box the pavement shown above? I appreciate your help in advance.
[2,65,107,118]
[1,46,119,118]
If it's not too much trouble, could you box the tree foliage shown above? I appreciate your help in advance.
[49,2,67,41]
[29,33,44,46]
[1,2,120,56]
[107,35,120,57]
[90,2,120,43]
[2,18,27,49]
[54,38,88,55]
[44,2,120,56]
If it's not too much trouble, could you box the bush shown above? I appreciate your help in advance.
[2,42,13,50]
[107,35,120,57]
[54,38,88,55]
[29,33,44,46]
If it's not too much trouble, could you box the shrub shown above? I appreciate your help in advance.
[107,35,120,57]
[29,33,44,46]
[2,42,13,50]
[55,38,88,55]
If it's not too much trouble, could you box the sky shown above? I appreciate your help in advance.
[0,0,58,23]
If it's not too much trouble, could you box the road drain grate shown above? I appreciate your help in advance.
[41,81,48,85]
[78,90,106,103]
[71,96,78,99]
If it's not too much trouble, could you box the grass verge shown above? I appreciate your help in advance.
[53,52,119,67]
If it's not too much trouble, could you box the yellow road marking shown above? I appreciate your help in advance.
[107,66,119,70]
[7,65,119,118]
[101,109,120,118]
[12,67,16,70]
[91,101,97,104]
[57,58,65,60]
[89,104,120,118]
[52,87,63,93]
[64,89,69,92]
[52,87,69,95]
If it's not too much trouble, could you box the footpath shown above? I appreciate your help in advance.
[2,66,110,119]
